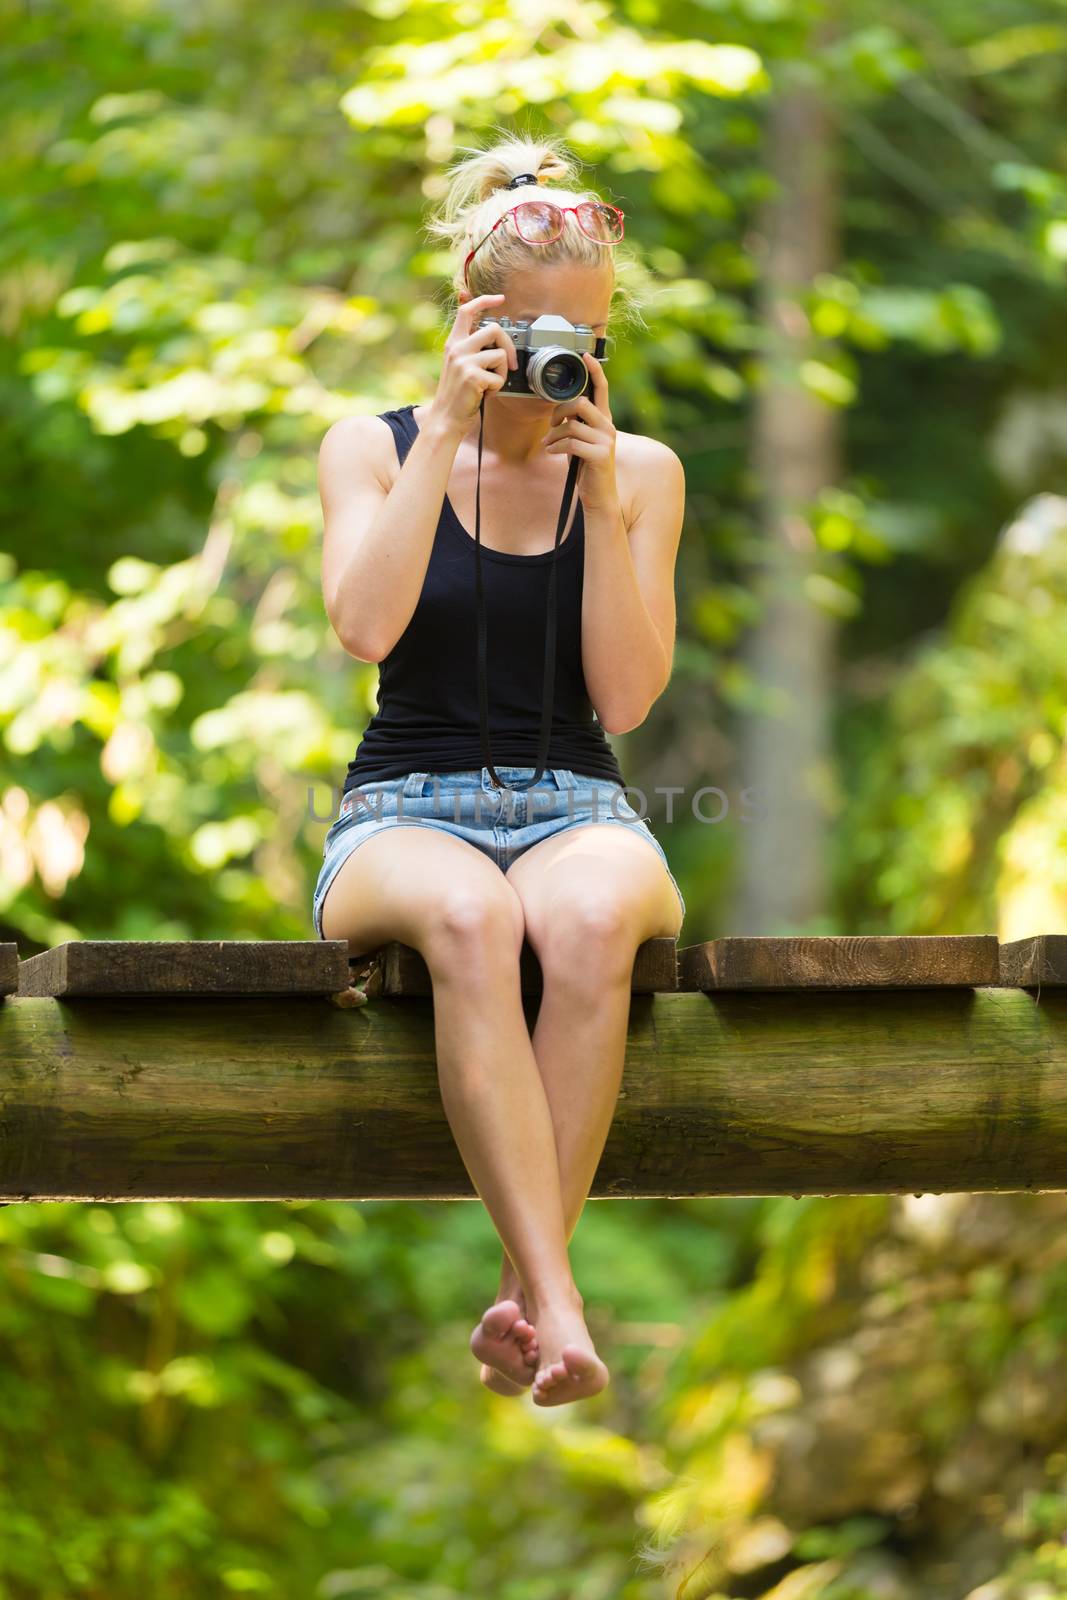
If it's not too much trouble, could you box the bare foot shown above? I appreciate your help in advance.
[528,1297,609,1408]
[480,1369,527,1397]
[470,1297,540,1392]
[474,1284,535,1395]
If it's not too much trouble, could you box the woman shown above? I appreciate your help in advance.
[313,134,686,1408]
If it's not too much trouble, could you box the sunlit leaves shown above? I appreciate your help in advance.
[968,23,1067,75]
[341,12,764,128]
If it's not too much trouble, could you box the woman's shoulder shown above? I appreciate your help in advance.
[319,411,405,489]
[615,429,684,533]
[616,428,683,478]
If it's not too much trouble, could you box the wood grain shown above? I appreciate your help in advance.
[0,945,17,998]
[17,940,353,997]
[2,987,1063,1200]
[678,935,1000,991]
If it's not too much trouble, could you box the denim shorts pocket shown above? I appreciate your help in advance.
[606,787,639,819]
[587,782,640,820]
[413,772,488,801]
[340,778,408,818]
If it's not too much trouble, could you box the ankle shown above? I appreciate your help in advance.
[525,1283,584,1321]
[497,1255,524,1306]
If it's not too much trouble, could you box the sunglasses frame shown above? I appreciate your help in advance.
[462,200,625,289]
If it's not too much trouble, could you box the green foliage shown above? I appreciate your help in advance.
[0,1194,760,1596]
[839,498,1067,935]
[4,2,1067,1595]
[3,0,1066,947]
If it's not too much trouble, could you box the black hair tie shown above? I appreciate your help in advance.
[504,172,541,190]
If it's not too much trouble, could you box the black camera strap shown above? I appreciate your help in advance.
[473,390,582,792]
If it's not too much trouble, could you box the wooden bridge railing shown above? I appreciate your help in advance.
[2,934,1065,1202]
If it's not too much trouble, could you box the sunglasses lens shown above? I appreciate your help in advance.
[514,202,561,243]
[578,203,623,241]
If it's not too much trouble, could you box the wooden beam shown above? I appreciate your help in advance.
[14,937,679,1000]
[2,986,1064,1201]
[0,944,16,997]
[678,935,999,990]
[16,939,354,997]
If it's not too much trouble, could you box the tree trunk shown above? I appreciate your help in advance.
[734,66,841,934]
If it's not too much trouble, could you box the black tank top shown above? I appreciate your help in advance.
[342,405,625,792]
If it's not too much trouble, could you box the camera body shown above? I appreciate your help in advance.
[475,313,609,402]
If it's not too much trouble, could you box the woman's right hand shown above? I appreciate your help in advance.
[428,294,519,434]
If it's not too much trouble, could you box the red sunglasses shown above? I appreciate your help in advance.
[463,200,625,288]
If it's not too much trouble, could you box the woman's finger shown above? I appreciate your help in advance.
[462,319,519,370]
[544,436,600,458]
[454,293,506,330]
[448,294,508,350]
[543,416,596,446]
[550,394,604,427]
[582,351,611,413]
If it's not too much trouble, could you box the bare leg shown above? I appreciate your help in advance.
[429,901,611,1403]
[320,824,609,1405]
[474,951,638,1398]
[477,822,684,1400]
[475,964,634,1396]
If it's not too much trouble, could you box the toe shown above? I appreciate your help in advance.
[480,1300,522,1337]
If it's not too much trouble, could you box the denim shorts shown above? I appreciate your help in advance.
[312,765,685,938]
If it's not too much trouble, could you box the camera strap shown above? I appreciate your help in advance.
[473,390,582,792]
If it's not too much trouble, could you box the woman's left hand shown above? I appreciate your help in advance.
[542,352,619,513]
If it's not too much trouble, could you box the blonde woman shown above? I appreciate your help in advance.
[315,132,686,1407]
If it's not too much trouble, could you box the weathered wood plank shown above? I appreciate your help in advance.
[17,940,353,997]
[0,944,17,997]
[357,936,679,997]
[27,933,1052,999]
[678,935,1000,991]
[1000,936,1067,988]
[1,988,1064,1200]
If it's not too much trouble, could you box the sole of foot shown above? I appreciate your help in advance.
[470,1298,540,1390]
[479,1364,528,1396]
[531,1342,610,1407]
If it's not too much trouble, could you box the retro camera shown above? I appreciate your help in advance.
[475,313,609,402]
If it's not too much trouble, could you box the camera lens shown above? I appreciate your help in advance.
[527,346,587,402]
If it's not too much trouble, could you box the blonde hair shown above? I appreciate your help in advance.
[424,125,648,334]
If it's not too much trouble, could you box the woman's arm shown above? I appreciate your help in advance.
[319,407,464,662]
[580,437,686,734]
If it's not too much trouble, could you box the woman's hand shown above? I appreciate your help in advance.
[428,294,519,436]
[541,352,619,513]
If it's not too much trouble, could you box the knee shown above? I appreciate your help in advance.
[423,885,524,977]
[533,895,638,985]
